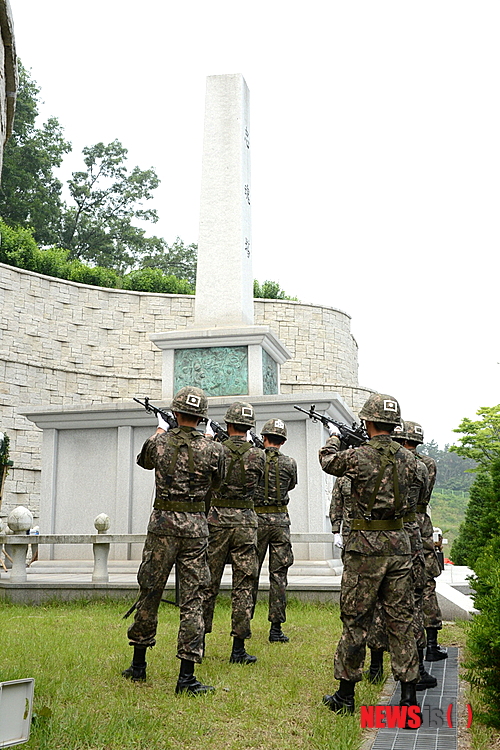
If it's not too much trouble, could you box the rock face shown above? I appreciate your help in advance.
[0,0,16,177]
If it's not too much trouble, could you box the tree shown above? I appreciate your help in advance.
[141,237,198,286]
[0,61,72,245]
[451,469,495,566]
[253,279,298,300]
[60,140,164,272]
[450,405,500,468]
[419,441,476,492]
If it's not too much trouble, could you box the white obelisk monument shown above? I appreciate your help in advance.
[151,74,291,399]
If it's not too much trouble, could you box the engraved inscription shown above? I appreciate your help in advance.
[244,184,250,205]
[245,238,251,258]
[174,347,248,397]
[244,127,250,149]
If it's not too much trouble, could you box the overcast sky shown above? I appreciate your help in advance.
[10,0,500,448]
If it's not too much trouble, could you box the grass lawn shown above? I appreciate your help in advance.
[0,597,460,750]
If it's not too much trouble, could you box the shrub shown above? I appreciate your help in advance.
[122,267,194,294]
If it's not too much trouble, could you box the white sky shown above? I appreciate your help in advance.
[10,0,500,448]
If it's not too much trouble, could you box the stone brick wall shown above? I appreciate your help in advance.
[0,262,371,520]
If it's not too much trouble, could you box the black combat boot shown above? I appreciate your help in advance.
[269,623,289,643]
[416,648,437,690]
[229,637,257,664]
[122,645,147,682]
[323,679,355,715]
[399,681,422,730]
[366,648,384,683]
[175,659,215,695]
[425,627,448,661]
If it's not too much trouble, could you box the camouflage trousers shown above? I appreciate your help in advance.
[423,549,443,629]
[252,523,294,624]
[127,532,209,664]
[367,552,426,650]
[335,552,419,683]
[202,525,258,640]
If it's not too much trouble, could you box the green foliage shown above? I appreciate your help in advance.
[451,405,500,469]
[420,440,476,492]
[0,431,9,466]
[463,535,500,727]
[0,62,72,246]
[451,470,495,566]
[61,139,164,272]
[254,279,298,300]
[122,267,194,294]
[141,236,198,287]
[428,488,469,553]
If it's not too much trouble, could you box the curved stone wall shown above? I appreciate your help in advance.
[0,262,371,518]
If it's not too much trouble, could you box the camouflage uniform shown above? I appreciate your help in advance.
[202,436,264,639]
[127,426,225,663]
[329,476,353,543]
[252,447,297,624]
[415,452,443,629]
[367,456,428,651]
[319,434,420,683]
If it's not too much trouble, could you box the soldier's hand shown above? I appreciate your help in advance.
[328,424,340,437]
[157,413,171,432]
[205,419,216,438]
[333,533,343,549]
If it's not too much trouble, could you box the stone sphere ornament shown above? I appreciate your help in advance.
[7,506,33,532]
[94,513,110,533]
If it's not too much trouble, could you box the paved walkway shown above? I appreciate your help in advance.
[370,647,460,750]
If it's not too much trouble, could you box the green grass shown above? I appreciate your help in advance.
[0,599,462,750]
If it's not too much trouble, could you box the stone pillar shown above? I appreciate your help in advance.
[194,74,253,328]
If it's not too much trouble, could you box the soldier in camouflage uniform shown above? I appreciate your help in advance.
[202,402,265,664]
[329,476,353,553]
[366,422,437,690]
[122,386,225,695]
[319,393,420,721]
[395,421,447,661]
[251,418,297,643]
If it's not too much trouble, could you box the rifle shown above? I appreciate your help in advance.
[293,404,368,449]
[134,397,178,429]
[249,430,264,449]
[204,418,229,443]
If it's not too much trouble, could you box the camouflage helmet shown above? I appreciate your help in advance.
[398,420,424,445]
[170,386,208,418]
[358,393,401,426]
[261,418,287,440]
[224,401,255,428]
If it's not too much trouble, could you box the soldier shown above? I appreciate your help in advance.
[252,418,297,643]
[319,394,420,723]
[122,386,225,695]
[329,476,353,553]
[202,402,265,664]
[395,421,447,661]
[367,421,437,691]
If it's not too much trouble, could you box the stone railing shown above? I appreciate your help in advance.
[0,532,336,584]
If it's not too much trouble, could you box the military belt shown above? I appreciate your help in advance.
[254,505,288,514]
[403,512,416,523]
[213,499,254,509]
[416,504,428,513]
[351,518,404,531]
[154,499,205,512]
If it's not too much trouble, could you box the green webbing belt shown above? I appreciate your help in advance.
[403,512,416,523]
[254,505,287,514]
[416,504,428,513]
[264,450,281,503]
[214,439,253,509]
[154,499,205,512]
[351,518,403,531]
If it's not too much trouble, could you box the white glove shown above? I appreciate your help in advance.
[334,533,344,549]
[328,424,340,437]
[157,413,171,432]
[205,419,216,438]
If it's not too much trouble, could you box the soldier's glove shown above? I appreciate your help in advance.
[333,533,343,549]
[327,424,341,437]
[205,419,216,438]
[157,413,171,432]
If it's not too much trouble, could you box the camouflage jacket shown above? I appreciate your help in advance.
[137,426,225,538]
[329,476,353,536]
[208,436,264,529]
[319,434,419,555]
[414,450,437,549]
[253,447,297,528]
